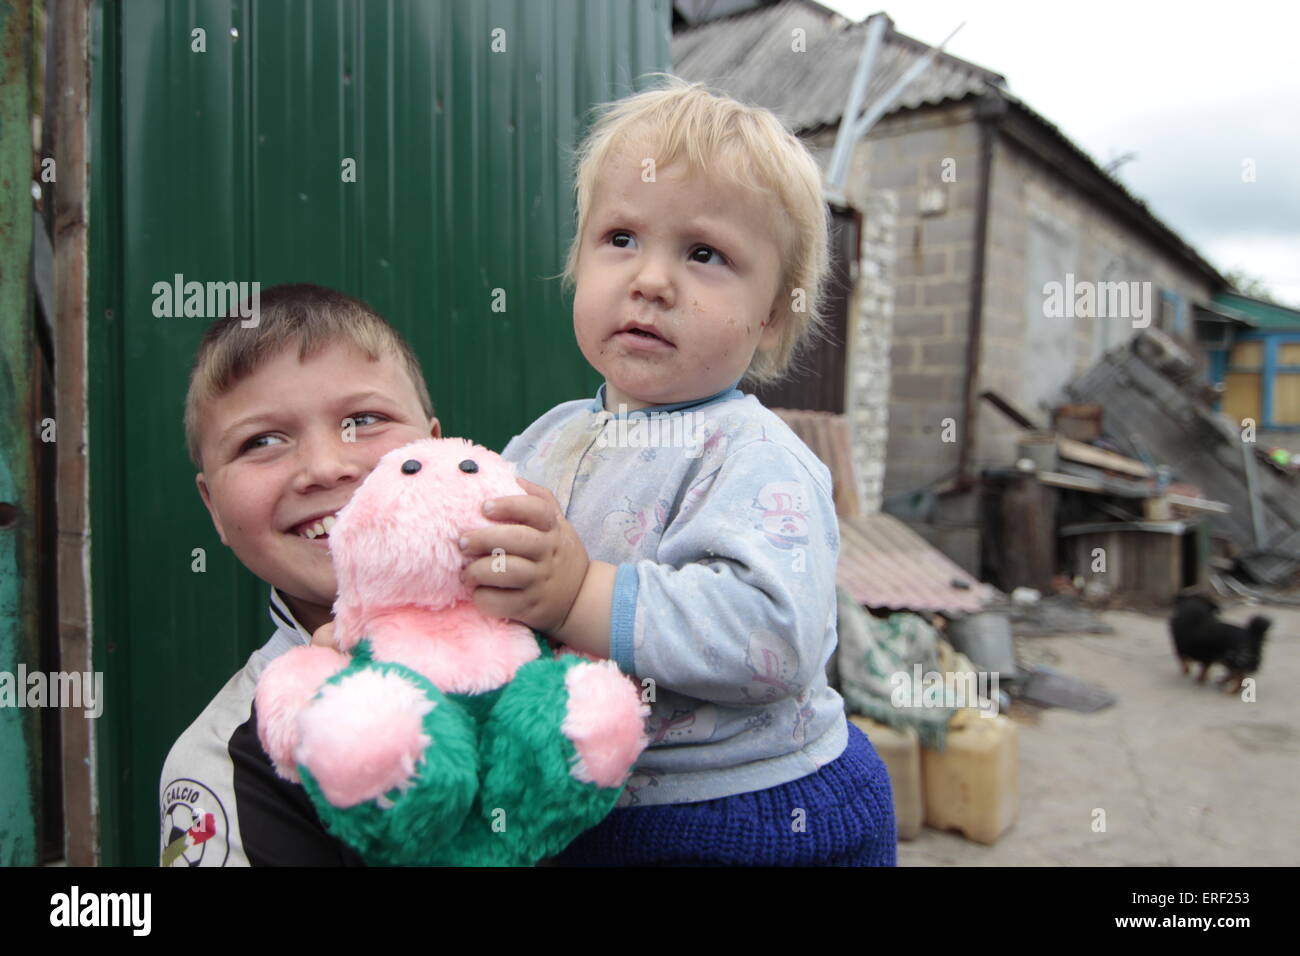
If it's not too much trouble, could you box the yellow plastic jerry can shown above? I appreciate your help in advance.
[921,709,1019,845]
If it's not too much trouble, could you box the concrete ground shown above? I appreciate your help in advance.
[897,599,1300,866]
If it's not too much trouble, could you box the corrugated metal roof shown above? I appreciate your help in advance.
[1212,291,1300,330]
[1197,304,1257,328]
[672,1,1005,133]
[770,408,993,613]
[838,512,994,613]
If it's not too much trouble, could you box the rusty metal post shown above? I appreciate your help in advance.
[1000,473,1057,594]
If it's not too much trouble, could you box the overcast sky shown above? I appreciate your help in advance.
[820,0,1300,307]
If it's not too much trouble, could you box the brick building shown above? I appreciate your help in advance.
[675,0,1231,577]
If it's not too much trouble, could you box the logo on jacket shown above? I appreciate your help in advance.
[160,778,229,866]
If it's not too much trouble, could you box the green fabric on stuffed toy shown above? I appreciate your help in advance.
[300,634,628,866]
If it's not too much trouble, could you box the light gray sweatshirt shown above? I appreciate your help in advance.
[502,380,848,806]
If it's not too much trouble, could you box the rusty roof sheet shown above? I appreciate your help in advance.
[770,407,994,614]
[837,511,994,614]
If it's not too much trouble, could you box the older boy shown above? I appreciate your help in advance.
[159,284,443,866]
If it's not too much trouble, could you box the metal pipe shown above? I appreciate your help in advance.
[941,91,1005,495]
[851,22,966,141]
[825,15,887,199]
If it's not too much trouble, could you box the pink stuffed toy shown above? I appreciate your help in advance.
[254,437,648,866]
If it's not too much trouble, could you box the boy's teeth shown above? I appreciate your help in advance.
[298,515,337,538]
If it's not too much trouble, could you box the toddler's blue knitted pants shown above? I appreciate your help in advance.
[550,718,897,866]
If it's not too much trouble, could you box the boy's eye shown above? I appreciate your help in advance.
[239,413,387,454]
[689,245,727,266]
[610,231,636,249]
[242,433,282,452]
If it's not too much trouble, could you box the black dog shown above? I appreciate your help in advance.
[1170,593,1270,693]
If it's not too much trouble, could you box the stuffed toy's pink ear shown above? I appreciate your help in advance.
[329,438,524,650]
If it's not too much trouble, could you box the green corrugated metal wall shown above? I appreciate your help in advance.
[88,0,669,866]
[1,0,38,868]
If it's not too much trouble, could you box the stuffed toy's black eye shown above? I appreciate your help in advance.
[401,459,422,474]
[458,459,479,474]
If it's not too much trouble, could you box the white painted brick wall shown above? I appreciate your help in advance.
[846,189,898,514]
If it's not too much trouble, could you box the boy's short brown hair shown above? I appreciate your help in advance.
[184,284,435,469]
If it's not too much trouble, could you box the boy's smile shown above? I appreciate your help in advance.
[194,342,440,633]
[573,147,786,411]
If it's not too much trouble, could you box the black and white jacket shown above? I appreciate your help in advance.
[158,588,364,866]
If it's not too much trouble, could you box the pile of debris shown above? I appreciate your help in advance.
[979,328,1300,607]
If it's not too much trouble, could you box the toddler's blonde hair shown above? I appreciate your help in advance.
[563,74,831,386]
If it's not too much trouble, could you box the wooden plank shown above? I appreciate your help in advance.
[1037,471,1105,493]
[1044,464,1153,498]
[1166,494,1232,515]
[54,0,97,867]
[979,389,1041,430]
[1057,436,1153,479]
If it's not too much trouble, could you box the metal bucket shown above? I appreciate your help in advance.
[947,612,1019,680]
[1016,431,1059,472]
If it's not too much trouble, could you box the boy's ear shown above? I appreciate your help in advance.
[429,417,442,439]
[195,473,229,546]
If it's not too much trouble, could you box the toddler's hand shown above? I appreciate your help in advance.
[311,621,340,650]
[459,478,590,635]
